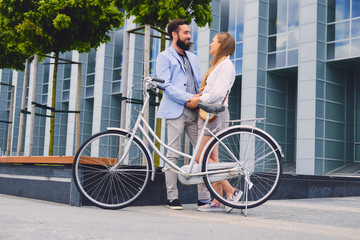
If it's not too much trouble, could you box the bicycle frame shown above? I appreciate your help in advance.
[110,79,243,181]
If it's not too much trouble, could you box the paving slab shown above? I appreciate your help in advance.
[0,194,359,240]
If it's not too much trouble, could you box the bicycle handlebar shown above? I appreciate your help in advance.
[151,77,165,83]
[146,77,165,91]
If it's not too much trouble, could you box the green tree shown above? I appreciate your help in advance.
[118,0,212,166]
[0,0,124,155]
[118,0,212,29]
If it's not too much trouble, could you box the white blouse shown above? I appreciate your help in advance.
[199,56,235,107]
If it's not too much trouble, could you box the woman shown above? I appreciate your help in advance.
[187,32,240,212]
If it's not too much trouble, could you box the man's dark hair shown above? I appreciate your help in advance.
[167,19,189,40]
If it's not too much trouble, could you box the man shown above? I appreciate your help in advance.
[156,19,211,210]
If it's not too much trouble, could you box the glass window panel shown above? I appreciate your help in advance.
[235,59,242,74]
[288,31,299,49]
[328,24,335,41]
[220,0,229,32]
[64,64,71,79]
[328,21,350,41]
[269,0,277,35]
[235,43,243,59]
[334,40,350,58]
[63,80,70,90]
[268,36,276,52]
[351,18,360,38]
[352,0,360,18]
[277,0,287,33]
[228,0,236,38]
[276,51,286,68]
[86,74,95,86]
[268,53,276,69]
[276,33,287,51]
[87,50,96,74]
[42,95,47,104]
[86,86,94,97]
[327,43,335,59]
[288,0,299,29]
[42,85,48,94]
[328,0,336,22]
[328,0,350,22]
[287,50,298,66]
[62,91,69,101]
[112,81,121,93]
[236,0,244,42]
[112,69,121,81]
[351,38,360,56]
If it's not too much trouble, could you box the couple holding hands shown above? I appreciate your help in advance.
[156,19,240,212]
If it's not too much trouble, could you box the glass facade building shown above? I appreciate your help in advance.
[1,0,359,176]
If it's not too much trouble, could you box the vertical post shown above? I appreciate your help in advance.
[29,54,39,156]
[120,30,130,130]
[7,86,15,156]
[143,25,150,132]
[17,58,31,156]
[75,64,82,152]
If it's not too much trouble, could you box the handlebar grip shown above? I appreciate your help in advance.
[156,84,165,91]
[152,77,165,83]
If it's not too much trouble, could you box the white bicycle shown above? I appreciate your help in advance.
[73,77,284,214]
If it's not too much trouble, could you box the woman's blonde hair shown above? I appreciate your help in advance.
[199,32,235,92]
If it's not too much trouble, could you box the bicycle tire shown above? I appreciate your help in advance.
[201,126,283,209]
[73,129,152,210]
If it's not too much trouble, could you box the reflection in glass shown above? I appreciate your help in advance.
[236,0,244,42]
[112,69,121,81]
[277,0,287,33]
[288,31,299,49]
[112,82,121,93]
[235,43,243,59]
[327,21,350,41]
[86,86,94,97]
[86,74,95,86]
[268,54,275,69]
[268,36,276,52]
[352,0,360,18]
[269,0,277,35]
[87,50,96,74]
[351,38,360,56]
[352,18,360,37]
[276,33,287,51]
[327,40,350,59]
[276,51,286,68]
[268,52,286,69]
[287,50,298,66]
[328,0,350,22]
[288,0,299,29]
[113,30,123,69]
[235,60,242,74]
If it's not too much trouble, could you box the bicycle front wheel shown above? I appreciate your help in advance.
[73,129,152,209]
[202,126,282,209]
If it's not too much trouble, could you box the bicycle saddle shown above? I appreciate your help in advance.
[197,102,225,113]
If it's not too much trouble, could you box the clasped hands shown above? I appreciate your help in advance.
[186,93,202,109]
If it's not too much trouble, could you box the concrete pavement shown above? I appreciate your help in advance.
[0,194,359,240]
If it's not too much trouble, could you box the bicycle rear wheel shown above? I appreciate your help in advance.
[73,129,152,209]
[202,126,282,209]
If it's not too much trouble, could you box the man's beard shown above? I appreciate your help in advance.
[176,38,190,51]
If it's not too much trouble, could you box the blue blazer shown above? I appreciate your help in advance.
[156,45,202,119]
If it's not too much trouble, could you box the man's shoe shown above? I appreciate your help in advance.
[167,199,184,210]
[224,189,243,213]
[198,202,224,212]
